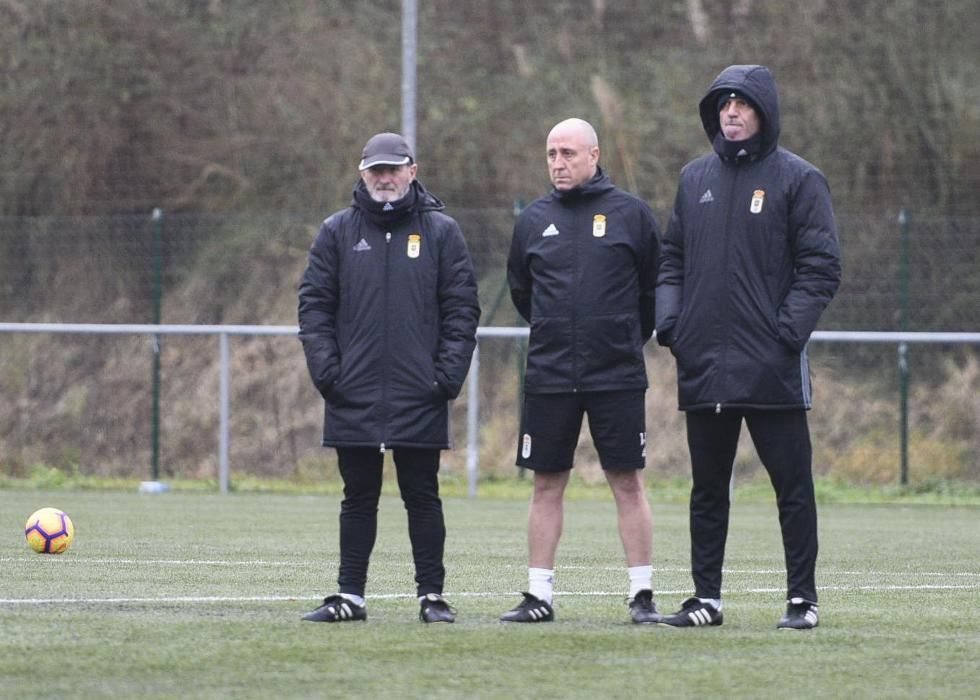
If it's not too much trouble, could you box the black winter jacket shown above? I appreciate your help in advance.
[298,180,480,448]
[508,168,660,394]
[656,65,842,411]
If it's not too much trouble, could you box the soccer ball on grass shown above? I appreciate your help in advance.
[24,507,75,554]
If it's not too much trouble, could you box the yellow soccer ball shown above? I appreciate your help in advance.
[24,507,75,554]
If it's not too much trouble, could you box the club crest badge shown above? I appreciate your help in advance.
[407,233,421,258]
[521,433,532,459]
[750,189,765,214]
[592,214,607,237]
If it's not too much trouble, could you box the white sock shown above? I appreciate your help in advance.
[628,565,653,599]
[340,592,365,607]
[699,597,722,611]
[528,567,555,604]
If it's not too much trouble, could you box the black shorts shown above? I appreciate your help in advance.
[516,390,646,472]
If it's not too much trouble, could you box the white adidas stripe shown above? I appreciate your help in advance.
[687,608,714,625]
[528,606,549,620]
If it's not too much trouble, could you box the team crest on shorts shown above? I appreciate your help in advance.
[521,433,532,459]
[407,233,421,258]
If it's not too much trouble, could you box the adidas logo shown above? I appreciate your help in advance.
[353,238,371,251]
[382,202,394,211]
[334,601,358,619]
[699,189,714,204]
[687,608,716,625]
[542,223,559,237]
[525,605,551,621]
[804,608,819,626]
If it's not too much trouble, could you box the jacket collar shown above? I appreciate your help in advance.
[552,167,615,201]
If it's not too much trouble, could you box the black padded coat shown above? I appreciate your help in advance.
[656,65,842,412]
[298,180,480,449]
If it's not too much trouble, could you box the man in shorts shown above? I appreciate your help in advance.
[501,118,663,623]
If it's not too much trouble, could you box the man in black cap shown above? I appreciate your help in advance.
[298,132,480,624]
[656,65,842,630]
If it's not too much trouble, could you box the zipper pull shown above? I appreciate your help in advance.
[379,442,386,454]
[385,232,391,243]
[715,403,722,414]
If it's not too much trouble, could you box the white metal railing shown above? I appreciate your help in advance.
[2,322,980,495]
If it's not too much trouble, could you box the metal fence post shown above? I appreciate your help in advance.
[219,331,230,494]
[150,208,164,484]
[401,0,417,151]
[898,209,910,485]
[466,341,480,497]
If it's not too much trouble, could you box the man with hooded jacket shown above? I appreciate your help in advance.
[298,132,480,624]
[656,66,841,630]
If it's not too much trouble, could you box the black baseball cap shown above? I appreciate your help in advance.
[357,132,415,170]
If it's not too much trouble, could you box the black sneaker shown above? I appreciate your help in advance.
[658,597,723,627]
[777,598,819,630]
[301,594,367,622]
[628,589,662,624]
[500,592,554,623]
[419,593,456,623]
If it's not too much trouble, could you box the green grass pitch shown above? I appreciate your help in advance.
[1,489,977,699]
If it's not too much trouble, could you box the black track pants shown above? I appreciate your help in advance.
[685,409,818,602]
[336,447,446,598]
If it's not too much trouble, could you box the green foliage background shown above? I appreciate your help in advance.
[1,0,977,216]
[0,1,978,486]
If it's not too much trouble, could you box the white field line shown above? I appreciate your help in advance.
[0,558,311,566]
[1,558,978,578]
[1,584,978,605]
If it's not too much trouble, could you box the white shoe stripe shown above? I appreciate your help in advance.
[687,608,712,625]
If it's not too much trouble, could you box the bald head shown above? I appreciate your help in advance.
[548,118,599,147]
[546,118,600,190]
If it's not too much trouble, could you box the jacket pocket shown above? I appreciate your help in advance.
[578,313,643,384]
[668,309,691,356]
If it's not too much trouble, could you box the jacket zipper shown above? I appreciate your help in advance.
[714,164,741,415]
[381,231,392,452]
[571,207,580,392]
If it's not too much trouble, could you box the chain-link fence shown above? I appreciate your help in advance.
[1,209,978,486]
[3,209,977,329]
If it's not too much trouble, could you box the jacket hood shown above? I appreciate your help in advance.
[409,179,445,212]
[699,65,780,157]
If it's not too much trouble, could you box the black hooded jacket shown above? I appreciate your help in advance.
[298,179,480,448]
[508,168,660,394]
[656,65,842,411]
